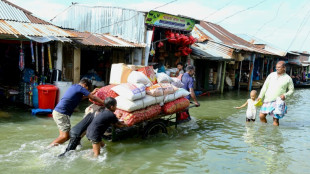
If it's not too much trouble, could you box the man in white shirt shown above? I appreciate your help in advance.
[257,61,294,126]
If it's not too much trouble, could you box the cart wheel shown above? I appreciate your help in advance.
[142,120,167,139]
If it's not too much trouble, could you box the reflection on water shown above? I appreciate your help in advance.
[0,89,309,173]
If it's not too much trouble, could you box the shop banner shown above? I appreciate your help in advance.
[145,11,196,31]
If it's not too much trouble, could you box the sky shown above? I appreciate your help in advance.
[9,0,310,52]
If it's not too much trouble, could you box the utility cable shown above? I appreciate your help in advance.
[217,0,268,24]
[254,1,284,36]
[286,8,310,51]
[263,1,310,38]
[202,0,235,20]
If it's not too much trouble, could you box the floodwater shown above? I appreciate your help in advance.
[0,89,309,174]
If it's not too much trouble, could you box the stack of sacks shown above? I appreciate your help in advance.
[162,98,190,115]
[115,104,161,126]
[90,84,119,106]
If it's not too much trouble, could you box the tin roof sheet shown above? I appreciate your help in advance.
[0,0,30,22]
[193,21,277,56]
[69,30,145,48]
[0,20,75,37]
[191,41,234,60]
[51,4,146,44]
[0,0,51,24]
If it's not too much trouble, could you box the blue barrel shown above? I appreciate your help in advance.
[32,86,39,108]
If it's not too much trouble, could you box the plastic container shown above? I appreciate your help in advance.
[37,85,58,109]
[32,86,39,108]
[54,81,72,103]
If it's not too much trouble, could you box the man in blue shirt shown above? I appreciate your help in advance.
[181,65,200,106]
[50,78,105,147]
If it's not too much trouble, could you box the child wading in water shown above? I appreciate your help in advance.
[235,90,258,122]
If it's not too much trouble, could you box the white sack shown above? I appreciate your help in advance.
[111,83,146,101]
[116,95,164,112]
[127,71,152,87]
[164,88,190,103]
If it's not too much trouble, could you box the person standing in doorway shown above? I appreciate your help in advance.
[175,62,184,77]
[257,61,294,126]
[49,78,105,147]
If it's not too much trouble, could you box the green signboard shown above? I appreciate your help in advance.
[145,11,196,31]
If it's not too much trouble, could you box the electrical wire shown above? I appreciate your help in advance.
[202,0,235,21]
[263,1,310,38]
[286,8,310,51]
[217,0,268,24]
[300,26,310,51]
[253,1,284,36]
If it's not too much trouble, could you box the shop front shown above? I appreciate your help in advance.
[144,10,199,76]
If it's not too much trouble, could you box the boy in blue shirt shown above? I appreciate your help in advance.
[50,78,105,147]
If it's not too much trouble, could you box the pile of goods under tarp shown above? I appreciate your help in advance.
[91,63,191,126]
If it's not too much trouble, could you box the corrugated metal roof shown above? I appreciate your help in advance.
[69,30,145,48]
[193,21,277,56]
[0,0,30,22]
[0,20,75,37]
[0,0,51,24]
[191,41,233,60]
[237,34,287,56]
[51,4,146,44]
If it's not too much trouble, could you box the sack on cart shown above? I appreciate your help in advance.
[115,104,161,126]
[90,85,119,106]
[111,83,146,101]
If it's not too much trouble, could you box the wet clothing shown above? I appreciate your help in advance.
[261,98,287,119]
[258,72,294,102]
[54,84,90,116]
[86,109,118,143]
[246,118,255,122]
[181,72,194,100]
[52,110,71,132]
[246,99,257,120]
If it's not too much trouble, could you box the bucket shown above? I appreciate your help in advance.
[54,81,72,103]
[37,85,58,109]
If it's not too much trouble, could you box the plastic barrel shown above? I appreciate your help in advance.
[37,85,58,109]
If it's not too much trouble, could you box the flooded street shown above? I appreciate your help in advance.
[0,89,309,174]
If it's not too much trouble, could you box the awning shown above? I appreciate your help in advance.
[25,35,71,43]
[68,30,146,48]
[191,42,234,61]
[0,20,74,41]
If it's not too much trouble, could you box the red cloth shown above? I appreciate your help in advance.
[90,85,119,106]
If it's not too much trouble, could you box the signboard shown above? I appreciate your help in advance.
[145,11,196,31]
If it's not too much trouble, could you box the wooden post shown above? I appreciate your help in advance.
[56,42,63,71]
[217,61,223,91]
[261,58,264,80]
[266,58,269,76]
[73,47,81,84]
[220,61,226,94]
[238,61,242,89]
[248,54,256,91]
